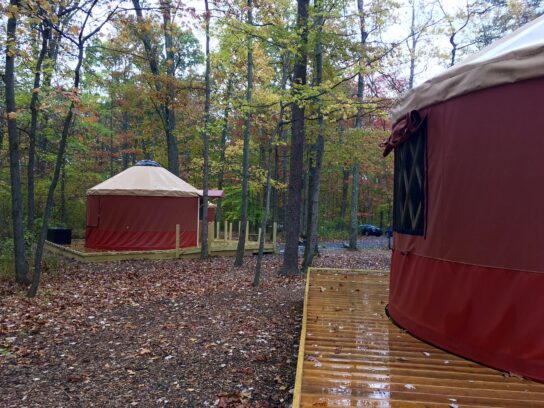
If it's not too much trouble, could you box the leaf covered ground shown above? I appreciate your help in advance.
[0,248,390,407]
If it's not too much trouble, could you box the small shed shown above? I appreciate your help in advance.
[382,16,544,381]
[86,161,201,250]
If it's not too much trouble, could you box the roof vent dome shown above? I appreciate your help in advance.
[135,160,161,167]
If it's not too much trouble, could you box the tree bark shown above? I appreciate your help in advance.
[28,40,84,298]
[159,0,180,175]
[281,0,309,276]
[340,165,350,220]
[27,25,49,230]
[253,132,273,287]
[28,0,112,297]
[234,0,254,267]
[0,76,4,150]
[408,0,417,90]
[354,0,367,128]
[216,76,234,223]
[201,0,211,259]
[5,0,28,284]
[303,0,325,272]
[348,162,360,250]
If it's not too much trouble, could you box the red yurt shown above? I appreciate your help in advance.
[85,161,201,250]
[383,16,544,381]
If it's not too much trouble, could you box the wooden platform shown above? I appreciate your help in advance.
[44,239,276,262]
[293,268,544,407]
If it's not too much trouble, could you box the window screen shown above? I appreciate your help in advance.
[393,121,426,236]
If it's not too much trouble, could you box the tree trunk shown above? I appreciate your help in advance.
[28,40,84,298]
[348,162,360,250]
[340,165,349,220]
[60,162,66,224]
[133,0,179,175]
[303,0,325,272]
[5,0,28,284]
[234,0,254,267]
[27,0,111,296]
[122,111,129,169]
[0,75,5,151]
[201,0,211,259]
[277,53,290,226]
[216,76,234,223]
[38,4,64,177]
[27,25,50,230]
[254,132,273,287]
[281,0,309,276]
[408,0,417,90]
[354,0,367,128]
[160,0,180,175]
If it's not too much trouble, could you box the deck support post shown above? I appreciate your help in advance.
[229,222,233,240]
[257,227,262,244]
[272,222,277,248]
[224,220,228,242]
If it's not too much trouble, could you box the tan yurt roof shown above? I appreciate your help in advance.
[87,162,200,197]
[393,14,544,122]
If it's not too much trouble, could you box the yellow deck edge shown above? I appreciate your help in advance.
[292,267,312,407]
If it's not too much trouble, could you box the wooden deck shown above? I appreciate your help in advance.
[44,239,276,262]
[293,268,544,407]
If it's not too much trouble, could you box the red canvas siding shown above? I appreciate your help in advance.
[389,77,544,382]
[85,195,198,250]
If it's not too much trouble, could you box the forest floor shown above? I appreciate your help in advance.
[0,248,390,408]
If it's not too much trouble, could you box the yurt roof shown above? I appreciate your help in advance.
[87,162,200,197]
[393,14,544,122]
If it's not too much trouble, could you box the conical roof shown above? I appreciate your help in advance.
[393,15,544,122]
[87,164,200,197]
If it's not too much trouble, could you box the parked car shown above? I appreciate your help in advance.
[359,224,383,236]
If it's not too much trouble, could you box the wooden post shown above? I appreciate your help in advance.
[216,222,220,240]
[273,222,277,247]
[238,220,241,239]
[175,224,180,257]
[229,222,233,240]
[224,220,228,242]
[246,221,249,242]
[257,227,262,245]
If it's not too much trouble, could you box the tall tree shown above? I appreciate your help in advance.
[348,161,360,249]
[132,0,180,175]
[302,0,325,272]
[281,0,309,276]
[5,0,28,284]
[253,130,273,287]
[27,23,50,230]
[201,0,211,259]
[234,0,254,267]
[438,0,494,67]
[215,75,234,223]
[28,0,118,297]
[354,0,368,128]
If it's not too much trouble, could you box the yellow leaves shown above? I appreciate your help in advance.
[6,4,19,20]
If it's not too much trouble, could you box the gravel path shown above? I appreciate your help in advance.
[278,236,391,252]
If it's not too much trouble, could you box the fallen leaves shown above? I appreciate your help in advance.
[0,249,391,407]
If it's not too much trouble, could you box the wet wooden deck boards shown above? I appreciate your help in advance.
[293,268,544,407]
